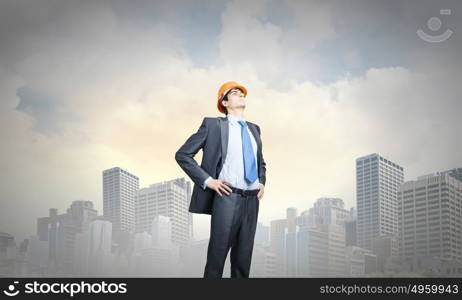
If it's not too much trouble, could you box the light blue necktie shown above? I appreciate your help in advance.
[237,120,258,183]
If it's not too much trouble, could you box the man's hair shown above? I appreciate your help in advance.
[221,90,231,115]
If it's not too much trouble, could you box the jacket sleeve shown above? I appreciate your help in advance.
[256,125,266,186]
[175,117,212,187]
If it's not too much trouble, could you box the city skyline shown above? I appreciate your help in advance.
[1,153,461,277]
[0,153,459,243]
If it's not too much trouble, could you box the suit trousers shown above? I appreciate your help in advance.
[203,188,260,278]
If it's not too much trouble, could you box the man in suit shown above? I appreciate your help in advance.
[175,81,266,278]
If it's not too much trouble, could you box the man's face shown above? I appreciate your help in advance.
[223,88,246,111]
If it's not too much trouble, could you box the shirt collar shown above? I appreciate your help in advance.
[227,114,245,126]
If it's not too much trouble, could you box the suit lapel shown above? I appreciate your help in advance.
[247,123,261,148]
[219,117,229,164]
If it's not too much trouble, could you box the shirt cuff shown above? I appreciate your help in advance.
[202,176,213,190]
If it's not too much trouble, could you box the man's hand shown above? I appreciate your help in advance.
[257,183,265,200]
[207,179,233,196]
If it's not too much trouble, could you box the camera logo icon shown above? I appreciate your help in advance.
[3,281,20,297]
[417,9,453,43]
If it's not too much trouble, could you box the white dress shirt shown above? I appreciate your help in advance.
[202,114,261,190]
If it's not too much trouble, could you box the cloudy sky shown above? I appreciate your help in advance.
[1,0,461,242]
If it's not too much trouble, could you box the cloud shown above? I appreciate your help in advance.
[15,86,81,136]
[217,0,337,89]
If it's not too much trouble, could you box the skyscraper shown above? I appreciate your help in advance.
[255,222,270,246]
[74,220,112,276]
[356,153,404,251]
[102,167,139,239]
[135,178,192,246]
[151,216,172,247]
[296,226,328,277]
[296,198,350,277]
[37,201,98,275]
[345,208,357,247]
[398,173,462,265]
[307,197,350,226]
[270,218,287,276]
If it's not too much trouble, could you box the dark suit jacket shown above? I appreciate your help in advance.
[175,116,266,214]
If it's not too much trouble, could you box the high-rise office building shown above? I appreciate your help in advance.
[345,246,375,276]
[0,232,16,276]
[372,233,399,272]
[250,244,277,277]
[345,208,357,247]
[306,197,350,226]
[102,167,139,237]
[133,231,152,253]
[74,220,112,276]
[135,178,192,246]
[285,208,298,276]
[270,218,287,276]
[179,239,209,277]
[255,222,270,246]
[37,201,98,275]
[322,224,346,276]
[286,228,298,277]
[297,223,346,277]
[286,207,298,233]
[270,219,287,249]
[296,226,328,277]
[151,216,172,247]
[356,153,404,251]
[398,173,462,264]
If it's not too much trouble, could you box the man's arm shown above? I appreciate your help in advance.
[175,118,212,187]
[256,125,266,186]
